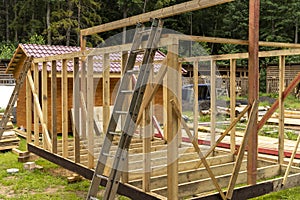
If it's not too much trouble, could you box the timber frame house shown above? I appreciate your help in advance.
[5,0,300,199]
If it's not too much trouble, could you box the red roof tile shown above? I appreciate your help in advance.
[19,44,165,73]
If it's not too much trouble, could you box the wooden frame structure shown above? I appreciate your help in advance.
[7,0,300,199]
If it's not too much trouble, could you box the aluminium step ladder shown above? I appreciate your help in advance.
[86,18,163,200]
[0,56,33,139]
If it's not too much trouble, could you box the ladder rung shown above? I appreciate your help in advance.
[126,69,140,74]
[96,174,108,180]
[121,90,134,94]
[109,131,121,136]
[140,29,151,35]
[131,49,145,54]
[102,152,115,158]
[115,111,128,115]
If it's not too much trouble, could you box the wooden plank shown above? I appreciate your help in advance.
[247,0,260,185]
[87,56,94,168]
[51,60,57,153]
[171,100,226,200]
[129,154,234,181]
[210,60,216,146]
[226,100,259,199]
[80,0,234,36]
[62,59,68,158]
[143,106,152,192]
[282,134,300,185]
[193,61,199,140]
[230,59,236,154]
[33,63,39,146]
[26,73,32,145]
[81,60,87,139]
[184,48,300,62]
[103,53,110,134]
[130,160,247,190]
[42,62,48,148]
[73,57,80,163]
[165,40,180,199]
[165,34,300,48]
[278,55,285,164]
[27,71,52,150]
[152,165,280,198]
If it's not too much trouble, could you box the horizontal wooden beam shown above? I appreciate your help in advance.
[81,0,233,36]
[184,48,300,62]
[166,34,300,48]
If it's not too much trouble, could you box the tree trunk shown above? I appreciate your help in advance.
[5,0,9,42]
[14,0,18,41]
[122,2,128,44]
[77,0,81,45]
[143,0,148,13]
[47,0,51,45]
[66,0,72,46]
[295,21,298,44]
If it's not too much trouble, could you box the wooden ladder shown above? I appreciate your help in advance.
[0,56,33,139]
[86,18,163,200]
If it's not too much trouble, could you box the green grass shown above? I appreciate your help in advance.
[251,186,300,200]
[0,150,92,199]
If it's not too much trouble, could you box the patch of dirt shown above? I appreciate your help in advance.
[48,167,74,178]
[0,184,15,198]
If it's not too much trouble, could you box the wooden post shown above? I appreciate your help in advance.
[279,55,285,164]
[103,53,110,134]
[193,61,199,140]
[163,38,179,199]
[62,59,68,158]
[81,59,87,139]
[34,63,39,146]
[26,73,32,145]
[248,0,260,185]
[142,68,154,192]
[87,56,94,168]
[230,59,236,154]
[42,62,48,148]
[51,60,57,154]
[73,57,80,163]
[143,105,152,192]
[210,59,216,147]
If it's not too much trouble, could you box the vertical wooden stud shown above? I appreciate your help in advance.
[81,59,87,139]
[142,68,153,192]
[163,38,179,199]
[62,59,68,158]
[51,60,57,153]
[34,63,39,146]
[87,55,94,168]
[230,59,236,154]
[42,62,48,148]
[279,55,285,164]
[73,57,80,163]
[193,61,199,140]
[210,59,216,147]
[103,53,110,134]
[26,74,32,145]
[247,0,260,185]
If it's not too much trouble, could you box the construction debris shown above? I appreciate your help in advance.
[67,173,82,183]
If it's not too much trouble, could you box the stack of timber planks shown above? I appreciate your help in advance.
[0,113,19,150]
[0,130,20,151]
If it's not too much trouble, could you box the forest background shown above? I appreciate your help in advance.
[0,0,300,92]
